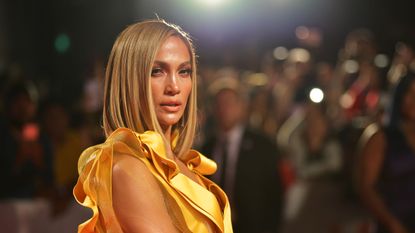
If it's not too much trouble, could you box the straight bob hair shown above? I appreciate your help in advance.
[103,19,198,159]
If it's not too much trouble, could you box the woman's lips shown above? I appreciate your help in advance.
[160,102,181,112]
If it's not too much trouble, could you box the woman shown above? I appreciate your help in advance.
[73,20,233,233]
[358,72,415,233]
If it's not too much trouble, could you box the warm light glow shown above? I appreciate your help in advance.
[273,46,288,60]
[244,73,268,86]
[309,88,324,103]
[288,48,310,63]
[340,92,354,109]
[23,123,39,141]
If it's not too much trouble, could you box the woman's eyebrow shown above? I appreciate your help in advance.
[179,61,191,67]
[152,60,191,67]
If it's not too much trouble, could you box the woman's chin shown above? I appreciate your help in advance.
[159,119,181,130]
[158,111,184,126]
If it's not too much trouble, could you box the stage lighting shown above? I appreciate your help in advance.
[196,0,227,7]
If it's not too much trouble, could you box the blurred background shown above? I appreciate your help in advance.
[1,0,415,232]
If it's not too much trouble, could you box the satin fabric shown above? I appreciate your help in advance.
[73,128,233,233]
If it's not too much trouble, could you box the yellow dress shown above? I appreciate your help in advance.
[73,128,233,233]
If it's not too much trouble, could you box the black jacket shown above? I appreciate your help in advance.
[201,128,283,233]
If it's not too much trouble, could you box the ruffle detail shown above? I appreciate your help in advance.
[74,127,232,233]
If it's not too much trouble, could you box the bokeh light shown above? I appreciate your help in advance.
[273,46,289,60]
[288,48,310,63]
[54,33,71,54]
[340,92,355,109]
[343,59,359,74]
[295,26,310,40]
[374,54,389,68]
[309,87,324,103]
[244,72,268,86]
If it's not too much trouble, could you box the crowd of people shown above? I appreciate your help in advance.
[0,25,414,233]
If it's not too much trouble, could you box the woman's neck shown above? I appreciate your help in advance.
[163,126,172,142]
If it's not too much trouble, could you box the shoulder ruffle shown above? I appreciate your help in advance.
[74,127,231,233]
[82,127,218,176]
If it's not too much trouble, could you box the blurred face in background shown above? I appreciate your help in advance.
[8,92,36,127]
[42,104,69,141]
[151,36,192,130]
[401,80,415,122]
[214,89,244,132]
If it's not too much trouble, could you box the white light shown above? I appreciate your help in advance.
[273,46,288,60]
[374,54,389,68]
[309,88,324,103]
[343,59,359,74]
[288,48,310,63]
[197,0,225,6]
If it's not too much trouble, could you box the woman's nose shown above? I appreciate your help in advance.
[165,74,180,95]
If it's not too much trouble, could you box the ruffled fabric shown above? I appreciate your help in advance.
[73,127,233,233]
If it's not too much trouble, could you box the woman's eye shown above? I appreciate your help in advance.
[179,68,192,76]
[151,68,163,76]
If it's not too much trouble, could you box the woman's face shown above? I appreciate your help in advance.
[401,81,415,121]
[151,36,192,130]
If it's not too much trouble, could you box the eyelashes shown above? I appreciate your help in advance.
[179,68,192,76]
[151,68,163,77]
[151,67,192,77]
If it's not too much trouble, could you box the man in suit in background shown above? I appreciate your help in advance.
[201,77,283,233]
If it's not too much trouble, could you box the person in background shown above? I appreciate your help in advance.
[202,76,283,233]
[358,72,415,233]
[278,100,345,233]
[0,81,53,199]
[39,100,86,215]
[73,20,233,232]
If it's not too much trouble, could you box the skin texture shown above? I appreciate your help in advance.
[112,36,196,233]
[113,154,180,233]
[150,36,192,142]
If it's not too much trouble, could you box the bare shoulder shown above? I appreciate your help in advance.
[113,153,149,174]
[359,123,386,152]
[111,153,179,232]
[359,125,387,167]
[365,128,386,149]
[112,153,158,190]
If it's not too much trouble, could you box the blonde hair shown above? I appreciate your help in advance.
[103,19,198,159]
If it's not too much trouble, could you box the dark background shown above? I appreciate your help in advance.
[1,0,414,103]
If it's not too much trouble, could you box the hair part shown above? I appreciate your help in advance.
[103,19,198,159]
